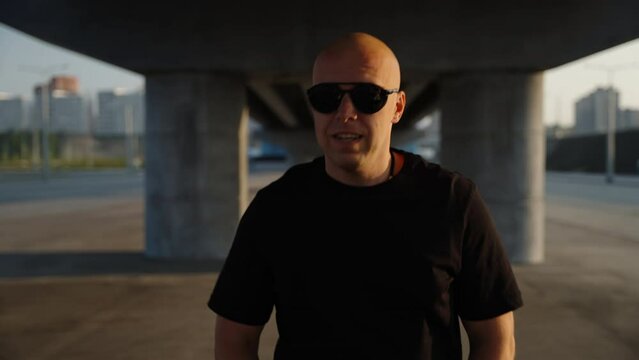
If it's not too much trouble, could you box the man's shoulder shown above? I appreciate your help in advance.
[402,151,473,190]
[255,157,322,198]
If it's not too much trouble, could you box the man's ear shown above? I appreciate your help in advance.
[392,91,406,124]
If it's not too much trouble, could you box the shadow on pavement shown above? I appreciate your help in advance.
[0,251,224,278]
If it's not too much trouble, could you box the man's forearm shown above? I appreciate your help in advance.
[463,312,516,360]
[467,336,515,360]
[215,346,259,360]
[215,316,263,360]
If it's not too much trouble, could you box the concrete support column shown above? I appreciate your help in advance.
[145,73,248,259]
[440,72,544,263]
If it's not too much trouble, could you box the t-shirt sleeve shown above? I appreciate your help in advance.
[208,191,275,326]
[454,181,523,321]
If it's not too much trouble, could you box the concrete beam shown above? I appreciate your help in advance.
[403,83,428,108]
[3,1,639,74]
[248,81,299,128]
[398,81,440,130]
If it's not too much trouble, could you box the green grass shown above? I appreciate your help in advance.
[0,158,143,170]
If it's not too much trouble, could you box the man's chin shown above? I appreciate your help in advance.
[326,151,362,172]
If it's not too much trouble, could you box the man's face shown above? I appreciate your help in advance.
[311,51,405,176]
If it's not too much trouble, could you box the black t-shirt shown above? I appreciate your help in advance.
[209,151,523,360]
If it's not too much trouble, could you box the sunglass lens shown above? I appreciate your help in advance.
[351,84,387,114]
[308,84,341,114]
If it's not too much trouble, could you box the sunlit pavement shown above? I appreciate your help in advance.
[0,169,638,359]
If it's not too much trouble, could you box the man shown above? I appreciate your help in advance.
[209,32,523,360]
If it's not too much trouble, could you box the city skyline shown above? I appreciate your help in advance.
[2,22,639,127]
[0,82,145,135]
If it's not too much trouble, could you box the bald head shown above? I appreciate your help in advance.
[312,33,401,88]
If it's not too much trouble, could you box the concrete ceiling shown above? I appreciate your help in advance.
[2,0,639,129]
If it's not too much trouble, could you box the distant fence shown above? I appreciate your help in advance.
[547,129,639,174]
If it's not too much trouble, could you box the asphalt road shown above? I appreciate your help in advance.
[0,169,637,359]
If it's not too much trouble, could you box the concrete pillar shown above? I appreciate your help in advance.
[440,72,544,264]
[145,73,248,259]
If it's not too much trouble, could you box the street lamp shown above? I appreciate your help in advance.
[18,63,68,180]
[124,102,135,169]
[584,62,639,184]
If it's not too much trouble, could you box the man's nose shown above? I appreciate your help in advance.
[335,94,358,122]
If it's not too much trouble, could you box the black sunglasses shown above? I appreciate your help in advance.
[306,82,400,114]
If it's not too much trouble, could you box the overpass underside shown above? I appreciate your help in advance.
[2,0,639,263]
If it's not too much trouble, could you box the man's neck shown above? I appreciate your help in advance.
[325,151,393,187]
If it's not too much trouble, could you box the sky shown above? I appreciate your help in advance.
[0,23,144,102]
[1,22,639,127]
[544,40,639,126]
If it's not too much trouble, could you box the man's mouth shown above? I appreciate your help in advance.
[332,133,362,141]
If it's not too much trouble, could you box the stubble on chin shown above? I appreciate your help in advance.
[325,151,364,174]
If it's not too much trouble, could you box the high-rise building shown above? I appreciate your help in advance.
[50,90,87,134]
[618,108,639,130]
[49,76,79,93]
[31,76,88,134]
[0,93,26,132]
[95,89,144,136]
[574,87,619,135]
